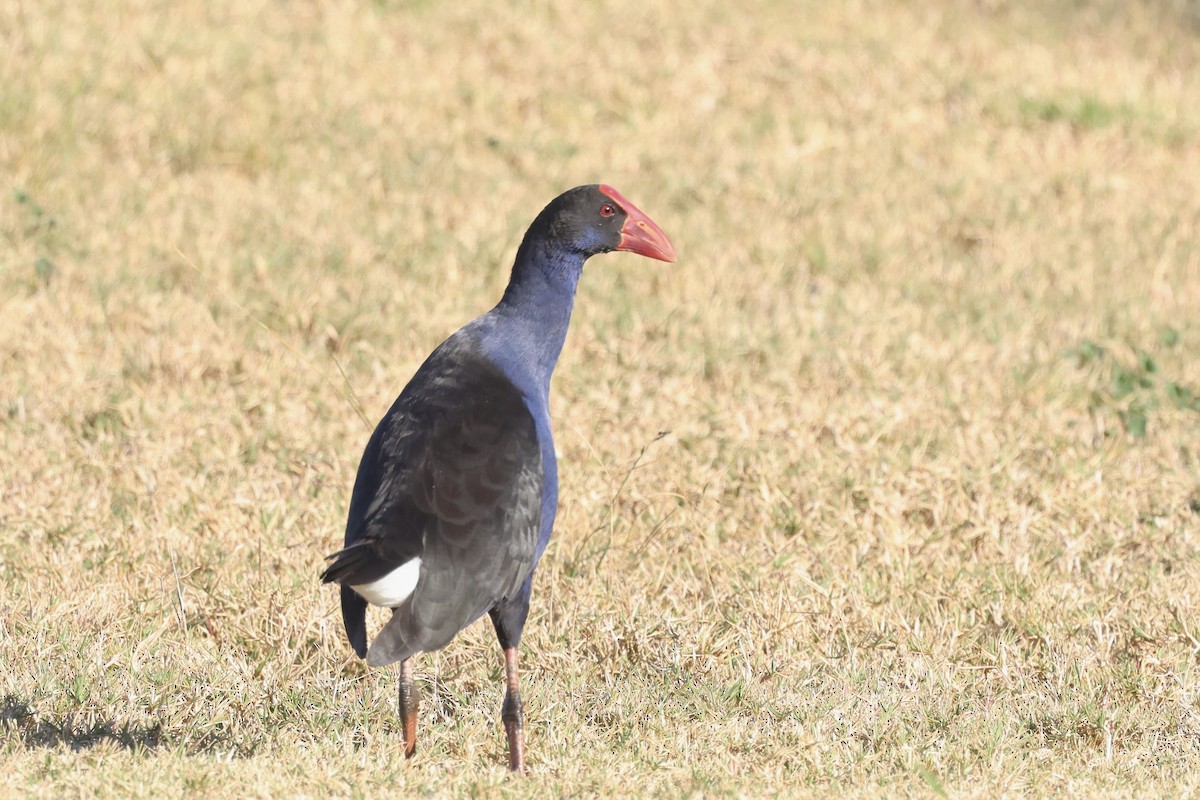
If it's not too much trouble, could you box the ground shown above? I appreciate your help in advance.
[2,0,1200,797]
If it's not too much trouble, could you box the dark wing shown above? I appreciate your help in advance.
[321,332,543,666]
[320,398,425,658]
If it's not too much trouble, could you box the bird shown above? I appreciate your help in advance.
[320,184,675,772]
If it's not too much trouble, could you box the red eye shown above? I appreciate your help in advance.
[600,203,615,217]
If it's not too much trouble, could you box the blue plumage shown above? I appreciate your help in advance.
[320,184,675,771]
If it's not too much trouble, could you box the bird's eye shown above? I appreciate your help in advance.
[600,204,616,217]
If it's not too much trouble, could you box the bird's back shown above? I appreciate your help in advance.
[322,328,545,665]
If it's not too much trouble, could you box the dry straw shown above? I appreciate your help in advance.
[2,0,1199,796]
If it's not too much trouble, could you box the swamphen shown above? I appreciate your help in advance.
[321,185,675,772]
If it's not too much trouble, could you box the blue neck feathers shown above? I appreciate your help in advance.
[489,238,585,392]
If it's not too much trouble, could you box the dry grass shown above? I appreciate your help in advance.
[3,0,1200,796]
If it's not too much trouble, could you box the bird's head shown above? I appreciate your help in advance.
[535,184,676,264]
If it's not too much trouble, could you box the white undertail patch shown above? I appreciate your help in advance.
[351,558,421,608]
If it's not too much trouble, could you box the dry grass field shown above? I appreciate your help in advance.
[3,0,1200,796]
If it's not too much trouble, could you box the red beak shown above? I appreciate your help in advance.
[599,185,677,263]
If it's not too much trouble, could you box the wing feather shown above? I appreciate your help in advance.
[321,332,543,665]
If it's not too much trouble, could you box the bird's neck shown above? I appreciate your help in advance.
[492,240,584,387]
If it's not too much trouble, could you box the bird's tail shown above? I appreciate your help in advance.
[322,543,373,658]
[320,541,373,585]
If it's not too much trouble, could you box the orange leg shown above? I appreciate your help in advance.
[501,646,525,773]
[399,656,418,758]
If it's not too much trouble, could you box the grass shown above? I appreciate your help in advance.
[2,0,1200,796]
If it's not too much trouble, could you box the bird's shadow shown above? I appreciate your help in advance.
[1,694,165,753]
[1,694,258,756]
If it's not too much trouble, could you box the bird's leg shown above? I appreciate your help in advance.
[398,656,418,758]
[501,646,525,773]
